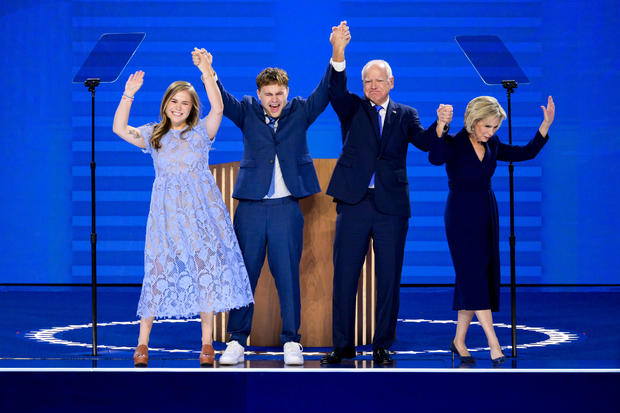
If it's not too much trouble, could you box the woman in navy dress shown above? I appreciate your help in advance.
[430,96,555,364]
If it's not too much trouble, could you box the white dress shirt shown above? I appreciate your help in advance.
[330,59,389,188]
[263,115,292,199]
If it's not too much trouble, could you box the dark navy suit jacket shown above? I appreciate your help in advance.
[217,65,330,200]
[326,65,439,217]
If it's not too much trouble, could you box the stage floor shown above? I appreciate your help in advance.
[1,286,619,412]
[1,286,618,370]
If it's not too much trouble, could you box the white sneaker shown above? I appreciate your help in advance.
[283,341,304,365]
[219,340,245,365]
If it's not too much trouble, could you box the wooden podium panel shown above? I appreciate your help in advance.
[209,159,375,347]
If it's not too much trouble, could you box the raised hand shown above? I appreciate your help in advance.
[435,104,453,137]
[192,47,213,75]
[114,70,145,148]
[124,71,144,97]
[538,96,555,137]
[541,95,555,126]
[192,47,223,139]
[330,20,351,50]
[436,104,453,125]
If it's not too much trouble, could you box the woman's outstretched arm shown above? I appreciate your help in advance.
[192,48,223,140]
[112,70,146,148]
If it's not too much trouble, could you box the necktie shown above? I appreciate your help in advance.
[267,116,277,130]
[369,105,383,187]
[266,117,276,197]
[375,105,383,136]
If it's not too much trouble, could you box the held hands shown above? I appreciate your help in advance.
[192,46,223,136]
[435,104,453,137]
[437,104,453,125]
[124,70,144,98]
[192,47,214,76]
[330,21,351,51]
[435,104,453,136]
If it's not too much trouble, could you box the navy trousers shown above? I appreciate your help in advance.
[332,190,409,350]
[228,196,304,345]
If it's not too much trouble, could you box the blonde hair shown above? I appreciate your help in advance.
[464,96,507,133]
[256,67,289,89]
[151,81,200,150]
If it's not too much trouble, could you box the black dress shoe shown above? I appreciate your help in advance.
[320,347,356,364]
[372,348,393,365]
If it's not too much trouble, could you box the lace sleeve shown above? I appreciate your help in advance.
[197,117,215,147]
[138,123,156,154]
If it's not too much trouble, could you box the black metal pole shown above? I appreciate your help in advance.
[502,80,518,358]
[85,78,100,357]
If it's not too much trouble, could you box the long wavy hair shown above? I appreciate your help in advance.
[151,81,201,150]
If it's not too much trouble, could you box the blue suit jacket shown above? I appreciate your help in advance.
[326,65,439,217]
[217,65,330,200]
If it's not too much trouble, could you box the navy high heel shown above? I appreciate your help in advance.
[450,341,475,364]
[491,352,505,366]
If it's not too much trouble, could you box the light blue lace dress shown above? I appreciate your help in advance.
[136,120,254,319]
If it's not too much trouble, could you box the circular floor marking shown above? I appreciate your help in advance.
[25,318,579,356]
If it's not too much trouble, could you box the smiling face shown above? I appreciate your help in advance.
[472,116,501,142]
[362,63,394,106]
[164,89,194,129]
[257,83,289,118]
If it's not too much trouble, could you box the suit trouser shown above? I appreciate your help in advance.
[228,196,304,346]
[332,190,408,350]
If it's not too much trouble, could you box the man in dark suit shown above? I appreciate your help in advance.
[321,22,453,365]
[213,57,330,365]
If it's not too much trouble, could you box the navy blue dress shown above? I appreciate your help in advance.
[429,128,548,311]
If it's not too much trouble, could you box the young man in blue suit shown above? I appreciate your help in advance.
[321,22,453,365]
[212,55,330,365]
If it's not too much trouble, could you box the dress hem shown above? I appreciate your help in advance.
[137,301,254,320]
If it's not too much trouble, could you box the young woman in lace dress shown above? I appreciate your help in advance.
[112,48,253,367]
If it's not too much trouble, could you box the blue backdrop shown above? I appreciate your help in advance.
[1,0,618,284]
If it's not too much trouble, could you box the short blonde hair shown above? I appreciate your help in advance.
[464,96,507,133]
[256,67,289,89]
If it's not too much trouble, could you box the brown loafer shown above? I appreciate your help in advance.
[200,344,215,366]
[133,344,148,367]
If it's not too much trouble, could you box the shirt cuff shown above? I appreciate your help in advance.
[330,58,346,72]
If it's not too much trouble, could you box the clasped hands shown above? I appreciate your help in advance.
[437,104,453,127]
[192,47,214,77]
[331,21,351,50]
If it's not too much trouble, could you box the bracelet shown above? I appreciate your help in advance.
[122,94,134,102]
[201,71,217,81]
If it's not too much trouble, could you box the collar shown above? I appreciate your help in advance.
[371,97,390,110]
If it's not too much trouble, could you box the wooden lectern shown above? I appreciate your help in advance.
[209,159,375,347]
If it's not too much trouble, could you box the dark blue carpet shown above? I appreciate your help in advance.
[1,286,618,368]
